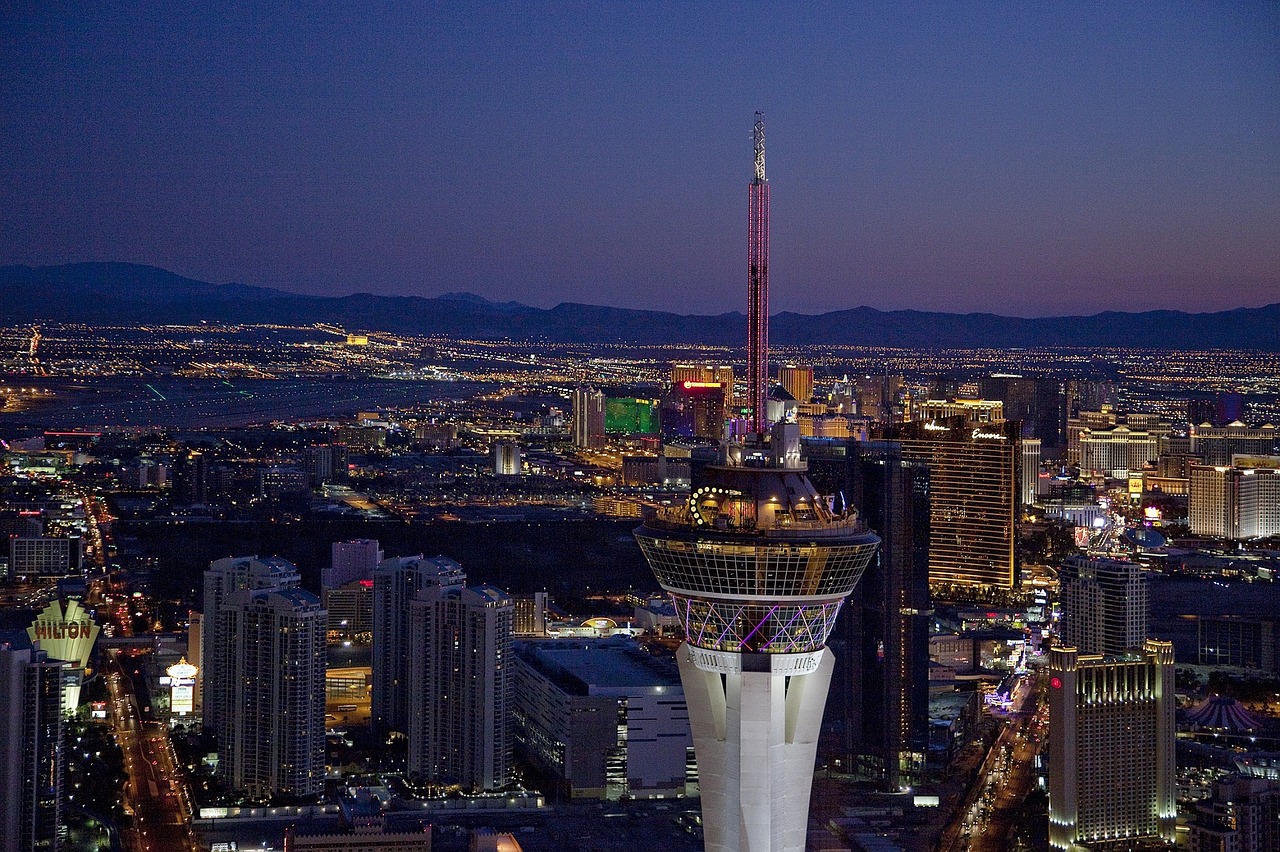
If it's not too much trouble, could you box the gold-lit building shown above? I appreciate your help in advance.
[778,365,814,405]
[880,417,1019,594]
[1048,640,1176,851]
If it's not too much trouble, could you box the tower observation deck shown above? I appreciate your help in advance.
[636,422,879,851]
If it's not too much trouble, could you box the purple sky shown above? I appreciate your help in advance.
[2,2,1277,316]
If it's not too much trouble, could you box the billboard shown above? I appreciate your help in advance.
[605,397,659,435]
[28,599,99,668]
[167,659,198,716]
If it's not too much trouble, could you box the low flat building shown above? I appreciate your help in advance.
[512,637,692,800]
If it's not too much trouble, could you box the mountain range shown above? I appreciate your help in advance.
[2,262,1277,349]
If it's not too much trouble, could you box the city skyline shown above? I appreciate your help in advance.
[3,3,1278,317]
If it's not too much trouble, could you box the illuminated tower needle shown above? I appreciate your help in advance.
[636,115,879,852]
[748,112,769,434]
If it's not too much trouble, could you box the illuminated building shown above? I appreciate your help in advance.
[217,587,327,797]
[201,556,301,734]
[0,642,64,852]
[325,538,383,590]
[604,396,659,435]
[778,365,814,405]
[747,112,769,433]
[511,637,692,800]
[1189,461,1280,539]
[879,416,1019,594]
[324,580,373,641]
[572,386,606,449]
[305,443,350,484]
[1077,425,1161,479]
[407,571,512,790]
[635,422,879,850]
[1021,437,1042,506]
[1190,422,1279,466]
[492,441,522,476]
[1048,640,1176,851]
[917,398,1004,424]
[1058,556,1147,656]
[663,381,727,440]
[672,363,735,391]
[511,592,548,637]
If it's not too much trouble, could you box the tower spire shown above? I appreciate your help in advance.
[748,111,770,434]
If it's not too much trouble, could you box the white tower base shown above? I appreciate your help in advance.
[678,642,834,852]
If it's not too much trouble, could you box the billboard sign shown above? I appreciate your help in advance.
[28,599,99,668]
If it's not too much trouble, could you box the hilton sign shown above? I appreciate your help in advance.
[27,599,100,669]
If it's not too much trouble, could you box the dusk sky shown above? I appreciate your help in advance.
[2,2,1277,317]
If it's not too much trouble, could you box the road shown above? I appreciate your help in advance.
[105,655,201,852]
[939,674,1046,852]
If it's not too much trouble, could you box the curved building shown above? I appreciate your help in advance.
[636,422,879,851]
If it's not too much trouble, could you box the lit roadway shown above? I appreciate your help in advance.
[105,655,200,852]
[940,673,1047,852]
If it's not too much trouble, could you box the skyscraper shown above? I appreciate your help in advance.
[880,416,1020,595]
[201,556,302,733]
[1048,640,1176,851]
[778,365,814,406]
[217,587,327,798]
[372,555,463,736]
[0,642,64,852]
[325,538,383,590]
[748,112,769,435]
[635,422,880,851]
[1058,555,1148,656]
[406,572,513,790]
[572,386,606,449]
[806,439,931,791]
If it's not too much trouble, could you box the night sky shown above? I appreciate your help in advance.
[2,2,1277,316]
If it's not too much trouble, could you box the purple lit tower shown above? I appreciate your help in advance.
[635,116,879,851]
[748,112,770,435]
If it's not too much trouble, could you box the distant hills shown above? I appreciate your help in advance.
[2,262,1277,349]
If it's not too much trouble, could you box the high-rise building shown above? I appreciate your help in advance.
[980,375,1064,448]
[778,365,814,405]
[1189,462,1280,539]
[636,422,879,851]
[325,539,383,590]
[201,556,302,733]
[1020,437,1042,506]
[0,642,64,852]
[662,381,727,440]
[372,555,462,736]
[806,439,931,791]
[879,417,1020,595]
[917,398,1005,424]
[571,386,606,449]
[217,587,327,798]
[1190,423,1279,466]
[492,441,522,476]
[511,592,548,637]
[324,580,373,641]
[1058,556,1148,656]
[304,444,350,485]
[1048,640,1176,851]
[1077,425,1162,479]
[407,574,513,790]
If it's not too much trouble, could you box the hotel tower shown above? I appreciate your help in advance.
[635,115,880,852]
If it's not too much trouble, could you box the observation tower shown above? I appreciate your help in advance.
[635,115,880,852]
